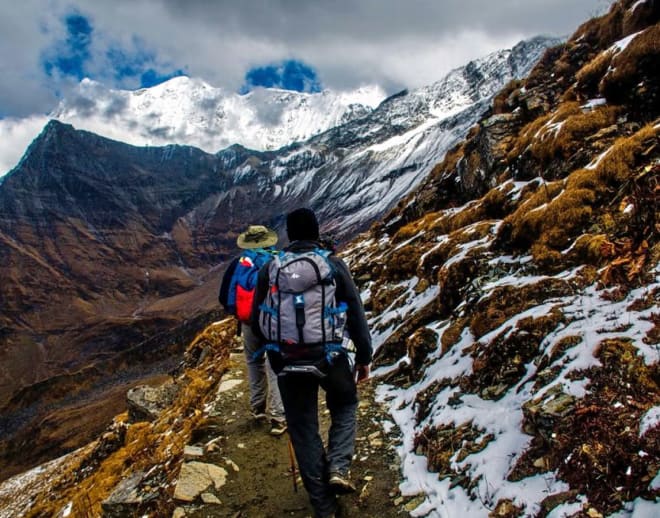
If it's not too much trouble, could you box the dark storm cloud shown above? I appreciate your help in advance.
[147,126,174,139]
[156,0,609,43]
[67,94,97,116]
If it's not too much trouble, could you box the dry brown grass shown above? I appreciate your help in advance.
[466,307,565,399]
[526,44,568,89]
[596,124,658,184]
[568,233,611,264]
[573,0,632,49]
[469,280,572,340]
[506,110,558,163]
[392,211,443,242]
[602,25,660,105]
[510,102,620,167]
[550,105,619,152]
[481,184,516,219]
[502,123,658,263]
[385,244,421,281]
[440,317,469,355]
[393,200,487,247]
[575,49,614,96]
[492,80,523,114]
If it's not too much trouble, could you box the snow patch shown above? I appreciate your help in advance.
[582,98,607,110]
[630,0,648,12]
[639,406,660,437]
[610,30,644,54]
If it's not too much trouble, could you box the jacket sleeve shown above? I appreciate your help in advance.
[331,256,372,365]
[250,260,271,342]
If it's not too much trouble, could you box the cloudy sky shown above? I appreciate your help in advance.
[0,0,610,173]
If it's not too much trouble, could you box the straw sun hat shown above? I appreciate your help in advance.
[236,225,278,249]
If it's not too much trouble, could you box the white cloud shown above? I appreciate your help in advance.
[0,116,49,175]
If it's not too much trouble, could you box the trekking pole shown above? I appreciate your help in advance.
[287,437,298,492]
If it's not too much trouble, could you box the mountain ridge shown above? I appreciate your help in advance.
[1,35,559,485]
[0,1,658,516]
[50,76,386,154]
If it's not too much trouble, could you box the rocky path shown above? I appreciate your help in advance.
[173,346,409,517]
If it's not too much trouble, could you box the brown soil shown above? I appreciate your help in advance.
[179,349,408,517]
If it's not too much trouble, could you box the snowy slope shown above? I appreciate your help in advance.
[221,36,559,237]
[345,213,659,517]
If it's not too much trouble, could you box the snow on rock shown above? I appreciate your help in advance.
[630,0,649,13]
[610,29,645,54]
[639,406,660,437]
[344,174,660,517]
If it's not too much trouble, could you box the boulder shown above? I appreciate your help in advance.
[173,462,228,502]
[127,382,180,422]
[523,387,576,438]
[101,471,158,517]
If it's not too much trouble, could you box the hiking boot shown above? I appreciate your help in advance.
[328,471,356,494]
[319,501,343,518]
[251,407,267,421]
[269,418,287,436]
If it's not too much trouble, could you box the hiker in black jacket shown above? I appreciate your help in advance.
[251,208,372,518]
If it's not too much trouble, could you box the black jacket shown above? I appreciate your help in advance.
[251,240,372,365]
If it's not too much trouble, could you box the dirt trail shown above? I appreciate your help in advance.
[178,347,408,517]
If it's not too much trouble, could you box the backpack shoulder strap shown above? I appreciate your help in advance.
[313,247,337,277]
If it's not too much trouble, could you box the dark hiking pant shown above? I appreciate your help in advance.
[241,324,284,420]
[276,354,358,518]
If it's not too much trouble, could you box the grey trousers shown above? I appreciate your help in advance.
[241,323,285,420]
[277,354,358,518]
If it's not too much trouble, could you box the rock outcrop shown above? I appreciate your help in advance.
[127,383,180,423]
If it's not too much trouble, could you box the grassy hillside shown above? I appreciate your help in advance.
[344,0,658,515]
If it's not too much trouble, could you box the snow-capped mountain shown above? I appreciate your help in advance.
[50,76,386,153]
[225,36,561,236]
[0,35,558,482]
[0,78,385,177]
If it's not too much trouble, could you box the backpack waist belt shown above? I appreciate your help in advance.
[252,342,346,365]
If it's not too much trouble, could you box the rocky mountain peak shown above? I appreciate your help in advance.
[47,75,387,155]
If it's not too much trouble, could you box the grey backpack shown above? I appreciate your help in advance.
[258,249,347,348]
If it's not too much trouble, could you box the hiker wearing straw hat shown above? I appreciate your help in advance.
[219,224,286,436]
